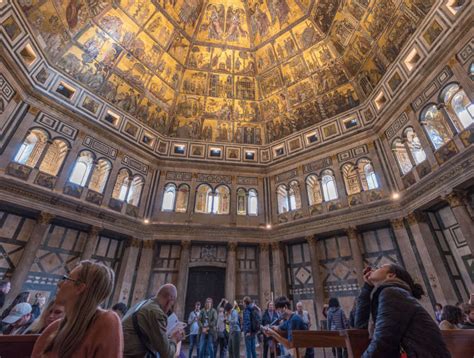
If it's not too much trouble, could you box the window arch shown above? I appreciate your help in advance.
[88,159,112,194]
[214,185,230,215]
[112,169,131,201]
[248,189,258,216]
[237,188,247,216]
[127,175,144,206]
[306,175,323,206]
[420,104,451,150]
[392,139,413,175]
[69,151,94,186]
[162,183,177,211]
[321,170,338,201]
[14,129,48,167]
[357,158,378,191]
[38,139,69,176]
[175,184,189,213]
[195,184,213,214]
[342,163,361,195]
[277,184,289,214]
[403,127,426,165]
[288,180,302,210]
[442,83,473,131]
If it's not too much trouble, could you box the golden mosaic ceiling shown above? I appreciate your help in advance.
[19,0,435,144]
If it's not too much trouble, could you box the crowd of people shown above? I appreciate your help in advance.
[0,262,472,358]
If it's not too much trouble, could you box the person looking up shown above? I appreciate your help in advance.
[439,305,463,330]
[1,302,32,335]
[27,298,65,334]
[32,261,122,357]
[354,264,450,358]
[198,297,217,358]
[188,301,201,358]
[0,279,11,310]
[123,283,184,358]
[227,301,241,358]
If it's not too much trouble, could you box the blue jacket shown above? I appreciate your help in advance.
[278,313,307,341]
[355,282,451,358]
[243,304,254,333]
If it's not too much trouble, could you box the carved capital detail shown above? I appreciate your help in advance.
[390,218,405,230]
[259,242,270,251]
[89,226,102,236]
[346,226,358,240]
[181,240,192,250]
[37,212,55,225]
[143,240,155,249]
[305,235,316,247]
[407,212,427,225]
[444,191,465,208]
[271,242,282,251]
[228,242,238,251]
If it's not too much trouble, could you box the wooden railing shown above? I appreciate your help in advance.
[0,334,40,358]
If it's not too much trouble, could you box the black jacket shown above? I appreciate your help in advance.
[355,282,451,358]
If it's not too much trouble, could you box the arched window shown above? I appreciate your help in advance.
[248,189,258,216]
[321,170,338,201]
[88,159,112,194]
[69,151,94,186]
[342,163,361,195]
[442,84,473,131]
[214,185,230,215]
[237,188,247,216]
[420,105,451,150]
[288,180,301,210]
[277,185,289,214]
[14,129,48,167]
[127,175,144,206]
[39,139,68,176]
[162,183,177,211]
[357,159,378,190]
[392,139,413,175]
[403,127,426,165]
[112,169,131,201]
[195,184,213,213]
[175,184,189,213]
[306,175,322,206]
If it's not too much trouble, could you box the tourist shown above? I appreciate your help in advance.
[31,293,47,320]
[243,296,259,358]
[123,283,184,357]
[215,300,228,358]
[227,301,241,358]
[26,298,65,334]
[461,304,474,329]
[321,304,329,329]
[188,301,201,358]
[0,279,11,310]
[295,301,311,328]
[1,291,30,321]
[32,261,122,357]
[262,301,279,358]
[439,305,463,330]
[434,303,443,324]
[355,264,450,357]
[327,297,348,358]
[1,302,32,334]
[111,302,128,318]
[198,297,217,358]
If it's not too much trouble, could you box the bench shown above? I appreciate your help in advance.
[340,329,474,358]
[0,334,39,358]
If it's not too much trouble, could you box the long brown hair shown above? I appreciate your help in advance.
[44,261,115,356]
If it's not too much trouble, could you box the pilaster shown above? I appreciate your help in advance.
[306,236,325,328]
[80,226,101,261]
[175,240,191,320]
[131,240,155,305]
[443,191,474,254]
[347,227,364,287]
[112,238,140,305]
[259,243,271,306]
[271,242,287,297]
[225,242,237,301]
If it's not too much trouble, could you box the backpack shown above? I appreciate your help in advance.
[250,307,261,333]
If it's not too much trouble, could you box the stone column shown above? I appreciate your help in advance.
[175,240,191,320]
[306,236,325,329]
[112,238,140,305]
[5,212,54,307]
[407,213,454,304]
[225,242,237,301]
[347,227,364,287]
[259,243,271,307]
[271,242,287,297]
[131,240,155,305]
[80,226,101,261]
[444,192,474,254]
[390,218,432,312]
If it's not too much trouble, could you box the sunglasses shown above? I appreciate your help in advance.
[60,275,82,285]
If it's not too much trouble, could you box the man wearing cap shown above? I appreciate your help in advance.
[1,302,32,335]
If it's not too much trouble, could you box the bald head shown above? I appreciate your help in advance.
[157,284,177,313]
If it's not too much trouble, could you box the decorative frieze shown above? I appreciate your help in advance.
[196,173,232,184]
[337,144,368,163]
[303,157,332,174]
[166,171,192,181]
[0,73,15,104]
[275,169,298,183]
[83,136,118,159]
[411,66,454,112]
[122,156,149,175]
[35,113,78,140]
[237,176,258,186]
[385,112,410,140]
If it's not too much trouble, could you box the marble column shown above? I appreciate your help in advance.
[6,212,54,308]
[225,242,237,301]
[131,240,155,305]
[306,236,325,329]
[175,240,191,320]
[271,242,287,297]
[112,238,140,305]
[80,226,101,261]
[444,192,474,254]
[407,212,454,305]
[347,227,364,287]
[259,243,271,307]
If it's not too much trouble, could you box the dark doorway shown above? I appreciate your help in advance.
[184,266,226,322]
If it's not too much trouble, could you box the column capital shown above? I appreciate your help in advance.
[407,211,427,225]
[305,235,316,247]
[181,240,192,250]
[259,242,270,251]
[228,242,238,251]
[271,241,282,251]
[37,212,55,225]
[346,226,358,240]
[89,226,102,236]
[443,191,466,208]
[390,218,405,230]
[143,240,155,249]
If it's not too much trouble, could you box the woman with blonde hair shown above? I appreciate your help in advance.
[32,260,123,357]
[26,298,65,334]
